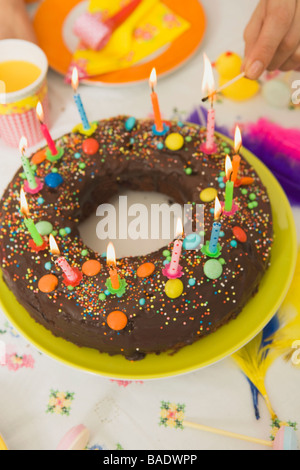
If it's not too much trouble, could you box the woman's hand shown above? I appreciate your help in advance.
[243,0,300,79]
[0,0,37,43]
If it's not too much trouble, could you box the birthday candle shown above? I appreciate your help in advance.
[36,102,58,156]
[225,155,234,212]
[19,137,37,190]
[232,125,242,183]
[208,197,222,254]
[107,242,120,290]
[167,218,184,277]
[71,67,91,131]
[49,234,79,283]
[202,54,216,150]
[20,188,44,246]
[149,68,164,133]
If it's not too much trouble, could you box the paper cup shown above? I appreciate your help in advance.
[0,39,50,147]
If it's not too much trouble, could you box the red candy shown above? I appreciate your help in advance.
[232,226,247,243]
[82,138,99,155]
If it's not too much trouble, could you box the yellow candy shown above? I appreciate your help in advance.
[165,133,184,151]
[200,187,218,203]
[165,279,184,299]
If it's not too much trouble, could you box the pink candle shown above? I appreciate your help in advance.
[56,256,78,283]
[169,238,183,275]
[162,218,184,279]
[36,102,58,156]
[206,107,215,150]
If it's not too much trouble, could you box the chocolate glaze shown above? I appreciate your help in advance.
[0,117,273,360]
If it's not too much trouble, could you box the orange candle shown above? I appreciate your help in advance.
[232,125,242,183]
[107,242,120,290]
[149,68,163,133]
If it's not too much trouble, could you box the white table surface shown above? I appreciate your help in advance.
[0,0,300,451]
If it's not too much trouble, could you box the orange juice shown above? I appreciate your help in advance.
[0,60,41,93]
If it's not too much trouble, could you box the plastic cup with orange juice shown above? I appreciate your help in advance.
[0,39,50,147]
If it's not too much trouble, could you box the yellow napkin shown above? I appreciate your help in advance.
[68,0,190,79]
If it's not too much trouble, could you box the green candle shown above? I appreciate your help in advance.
[24,217,44,246]
[20,137,37,190]
[225,155,234,212]
[20,187,43,246]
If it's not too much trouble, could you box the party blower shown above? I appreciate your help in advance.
[73,0,142,51]
[183,421,298,450]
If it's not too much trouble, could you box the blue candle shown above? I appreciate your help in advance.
[208,196,222,254]
[72,67,91,131]
[209,221,221,254]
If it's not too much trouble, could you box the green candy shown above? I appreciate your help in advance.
[36,221,53,236]
[163,250,171,258]
[99,293,106,301]
[204,259,223,279]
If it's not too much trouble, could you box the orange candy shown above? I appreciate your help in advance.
[233,226,247,243]
[38,274,58,293]
[107,310,128,331]
[82,259,101,277]
[31,149,47,165]
[136,262,155,278]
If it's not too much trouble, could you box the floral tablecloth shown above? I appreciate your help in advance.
[0,0,300,451]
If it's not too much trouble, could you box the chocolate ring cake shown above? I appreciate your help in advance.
[0,117,273,361]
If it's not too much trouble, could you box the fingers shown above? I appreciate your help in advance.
[243,0,296,79]
[267,0,300,71]
[243,1,265,61]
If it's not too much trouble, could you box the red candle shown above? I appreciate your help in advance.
[36,101,58,156]
[149,68,163,133]
[49,234,81,285]
[202,54,216,150]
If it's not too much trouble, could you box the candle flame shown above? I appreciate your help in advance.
[175,218,184,239]
[107,242,116,267]
[49,234,61,256]
[19,136,28,155]
[71,67,79,92]
[214,196,222,220]
[202,53,215,96]
[225,155,233,180]
[36,101,44,123]
[20,187,29,218]
[149,68,157,89]
[234,125,242,154]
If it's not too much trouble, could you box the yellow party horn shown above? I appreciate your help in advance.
[0,434,8,450]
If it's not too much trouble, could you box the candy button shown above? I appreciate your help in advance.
[36,221,53,236]
[57,424,90,451]
[82,138,99,155]
[137,262,155,278]
[183,233,201,250]
[82,260,101,276]
[165,279,184,299]
[125,117,136,131]
[200,187,218,202]
[45,173,63,188]
[107,310,128,331]
[165,133,184,151]
[204,259,223,280]
[232,226,247,243]
[31,149,47,165]
[38,274,58,293]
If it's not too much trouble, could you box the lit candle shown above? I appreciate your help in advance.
[71,67,91,131]
[19,137,37,190]
[106,242,120,290]
[201,54,216,153]
[149,68,164,133]
[232,125,242,184]
[36,102,58,156]
[20,188,44,247]
[49,234,82,286]
[163,218,184,279]
[208,197,222,255]
[225,155,234,212]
